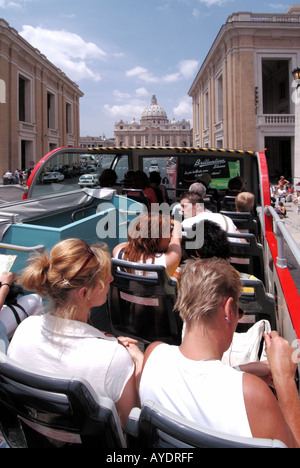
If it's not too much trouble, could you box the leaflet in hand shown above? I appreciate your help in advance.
[0,255,17,274]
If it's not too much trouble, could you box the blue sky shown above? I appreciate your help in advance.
[0,0,292,138]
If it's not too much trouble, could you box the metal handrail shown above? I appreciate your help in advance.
[264,205,300,269]
[0,243,45,254]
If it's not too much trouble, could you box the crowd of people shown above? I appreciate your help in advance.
[2,168,32,185]
[0,170,299,447]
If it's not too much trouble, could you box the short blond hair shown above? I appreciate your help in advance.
[175,258,242,325]
[235,192,255,212]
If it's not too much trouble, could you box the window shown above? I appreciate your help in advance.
[216,74,223,122]
[204,91,209,129]
[66,102,72,133]
[47,92,56,129]
[19,75,32,123]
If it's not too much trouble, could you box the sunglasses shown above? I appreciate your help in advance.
[70,241,95,281]
[238,307,245,320]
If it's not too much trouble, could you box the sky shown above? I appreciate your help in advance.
[0,0,293,138]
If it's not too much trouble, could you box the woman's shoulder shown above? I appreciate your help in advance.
[112,242,127,258]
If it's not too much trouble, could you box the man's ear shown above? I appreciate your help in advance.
[224,297,235,323]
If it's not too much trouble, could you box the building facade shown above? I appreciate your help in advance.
[0,19,83,174]
[114,95,193,147]
[188,6,300,182]
[80,135,115,149]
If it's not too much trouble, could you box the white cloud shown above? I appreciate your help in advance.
[198,0,232,5]
[135,87,150,98]
[126,66,159,84]
[19,25,106,82]
[113,90,131,100]
[126,59,199,84]
[178,59,199,79]
[0,0,31,8]
[103,102,146,119]
[173,96,193,119]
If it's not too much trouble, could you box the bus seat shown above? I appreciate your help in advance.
[0,353,126,448]
[220,196,236,212]
[238,278,276,331]
[109,258,182,346]
[121,189,149,210]
[227,233,265,283]
[220,210,260,240]
[126,400,287,449]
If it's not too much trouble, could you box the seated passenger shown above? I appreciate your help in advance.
[226,176,244,196]
[0,271,42,351]
[139,258,298,447]
[275,201,286,218]
[7,239,143,429]
[113,212,182,278]
[133,171,158,206]
[172,182,208,218]
[235,192,255,214]
[99,168,122,194]
[180,192,242,243]
[149,171,168,204]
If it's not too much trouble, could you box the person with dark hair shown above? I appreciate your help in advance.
[149,171,169,203]
[188,219,231,260]
[133,171,158,205]
[99,169,121,194]
[227,177,243,195]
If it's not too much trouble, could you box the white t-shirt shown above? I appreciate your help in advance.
[182,211,238,234]
[139,344,252,438]
[182,211,241,244]
[8,314,134,403]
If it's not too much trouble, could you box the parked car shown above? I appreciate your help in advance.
[43,172,65,183]
[149,160,160,173]
[86,164,97,172]
[78,174,99,188]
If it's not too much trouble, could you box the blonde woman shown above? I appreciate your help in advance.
[8,239,142,428]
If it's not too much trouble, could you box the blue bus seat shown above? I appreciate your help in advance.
[109,258,182,346]
[238,278,276,331]
[0,353,126,448]
[126,400,287,448]
[227,233,265,283]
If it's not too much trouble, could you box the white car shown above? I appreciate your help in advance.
[78,174,99,188]
[149,160,160,173]
[43,172,64,183]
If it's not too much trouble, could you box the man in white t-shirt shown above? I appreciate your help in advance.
[179,191,241,250]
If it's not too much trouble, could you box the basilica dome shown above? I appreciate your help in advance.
[141,95,168,122]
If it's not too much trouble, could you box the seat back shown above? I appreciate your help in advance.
[121,189,149,210]
[238,278,276,330]
[220,210,260,239]
[109,259,182,345]
[0,353,126,448]
[227,233,265,283]
[126,400,287,448]
[220,196,236,211]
